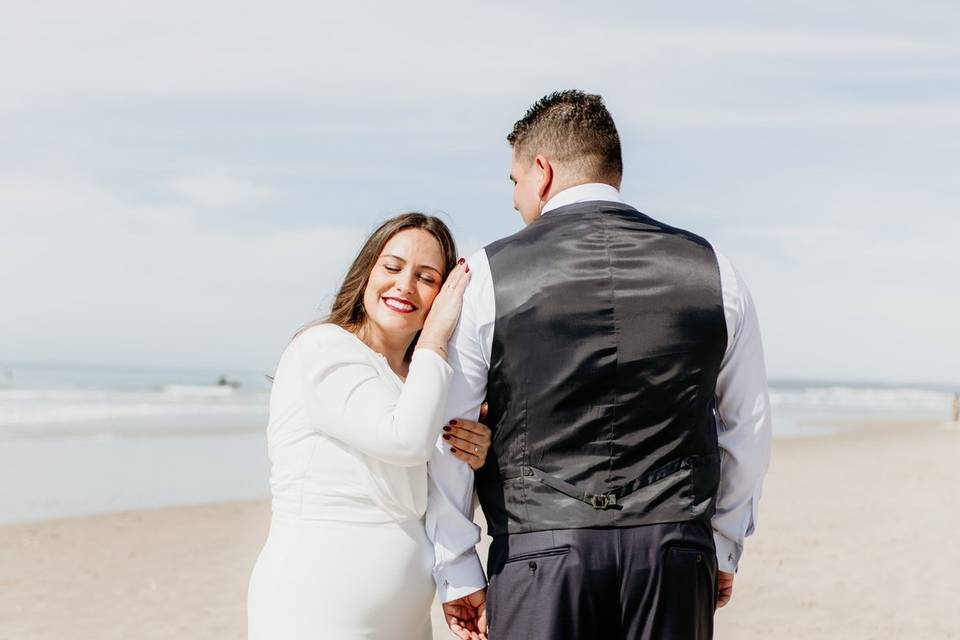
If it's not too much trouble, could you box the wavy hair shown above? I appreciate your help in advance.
[298,213,458,360]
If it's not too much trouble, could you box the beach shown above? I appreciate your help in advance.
[2,419,957,639]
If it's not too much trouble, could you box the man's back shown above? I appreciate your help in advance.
[478,200,728,535]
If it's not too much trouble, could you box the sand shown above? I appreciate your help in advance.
[1,420,958,640]
[715,420,960,640]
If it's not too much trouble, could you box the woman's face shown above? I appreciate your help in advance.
[362,228,445,342]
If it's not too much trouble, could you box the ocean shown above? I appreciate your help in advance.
[0,363,956,524]
[768,379,957,436]
[0,363,271,525]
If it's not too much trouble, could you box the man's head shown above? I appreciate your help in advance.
[508,90,622,224]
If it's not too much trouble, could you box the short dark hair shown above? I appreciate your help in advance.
[507,90,622,182]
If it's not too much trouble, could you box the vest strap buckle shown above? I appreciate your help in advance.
[588,494,618,510]
[526,465,626,510]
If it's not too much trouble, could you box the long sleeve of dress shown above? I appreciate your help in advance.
[297,326,454,468]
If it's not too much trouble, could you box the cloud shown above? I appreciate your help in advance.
[167,171,283,210]
[1,1,958,383]
[2,3,956,104]
[0,171,363,368]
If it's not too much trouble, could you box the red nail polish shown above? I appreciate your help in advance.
[465,263,470,273]
[449,420,458,425]
[450,447,457,453]
[442,434,450,440]
[443,426,451,432]
[458,257,465,265]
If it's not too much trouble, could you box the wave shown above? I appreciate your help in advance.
[0,386,268,429]
[769,384,954,416]
[1,380,954,438]
[160,384,238,398]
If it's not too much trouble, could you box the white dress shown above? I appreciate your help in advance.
[247,323,452,640]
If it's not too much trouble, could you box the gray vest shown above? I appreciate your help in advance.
[476,201,727,535]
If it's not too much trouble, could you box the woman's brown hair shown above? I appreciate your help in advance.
[298,212,458,358]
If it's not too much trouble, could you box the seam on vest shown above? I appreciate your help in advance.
[680,241,725,510]
[707,244,730,358]
[520,381,532,531]
[704,244,727,478]
[600,212,619,495]
[714,429,726,513]
[703,243,728,475]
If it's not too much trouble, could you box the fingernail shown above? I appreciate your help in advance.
[465,263,470,273]
[443,434,451,440]
[458,258,465,265]
[450,447,457,453]
[443,426,451,432]
[449,419,458,425]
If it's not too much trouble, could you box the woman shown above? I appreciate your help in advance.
[247,213,490,640]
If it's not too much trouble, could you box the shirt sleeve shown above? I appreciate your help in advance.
[425,249,493,601]
[712,253,773,573]
[298,328,453,467]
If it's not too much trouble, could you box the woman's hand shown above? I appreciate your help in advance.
[443,403,492,470]
[417,259,471,356]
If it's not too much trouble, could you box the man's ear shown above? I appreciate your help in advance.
[534,155,553,201]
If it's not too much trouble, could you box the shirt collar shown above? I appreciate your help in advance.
[541,183,625,215]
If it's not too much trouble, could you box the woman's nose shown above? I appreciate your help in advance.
[394,270,417,293]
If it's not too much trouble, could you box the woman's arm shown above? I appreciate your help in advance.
[298,329,452,467]
[297,259,472,467]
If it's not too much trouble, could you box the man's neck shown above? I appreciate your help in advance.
[541,182,625,215]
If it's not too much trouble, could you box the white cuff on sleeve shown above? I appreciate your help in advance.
[714,531,743,574]
[435,550,487,602]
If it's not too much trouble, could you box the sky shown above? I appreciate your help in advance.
[1,1,958,385]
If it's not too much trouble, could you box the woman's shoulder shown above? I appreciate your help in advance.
[291,323,370,366]
[295,322,354,345]
[272,324,364,388]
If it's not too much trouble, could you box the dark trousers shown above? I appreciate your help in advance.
[486,521,717,640]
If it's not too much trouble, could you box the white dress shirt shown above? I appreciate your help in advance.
[425,183,773,600]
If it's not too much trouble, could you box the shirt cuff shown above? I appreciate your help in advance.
[714,531,743,574]
[435,550,487,602]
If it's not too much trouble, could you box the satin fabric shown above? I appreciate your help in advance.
[477,201,727,535]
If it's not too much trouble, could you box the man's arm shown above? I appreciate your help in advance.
[426,446,485,600]
[425,249,495,602]
[713,253,773,581]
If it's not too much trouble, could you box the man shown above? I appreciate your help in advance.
[426,90,772,640]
